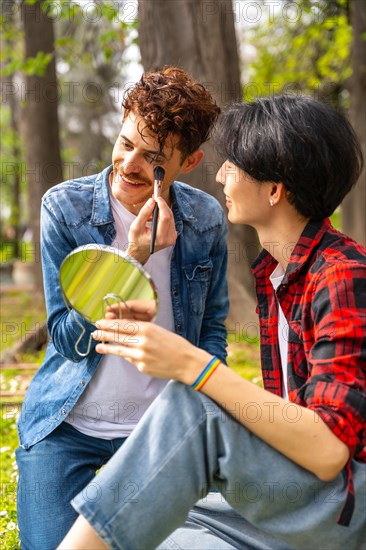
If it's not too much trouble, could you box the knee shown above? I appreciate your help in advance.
[162,381,222,420]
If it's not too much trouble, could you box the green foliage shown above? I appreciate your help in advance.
[0,242,36,264]
[0,106,25,233]
[0,0,135,77]
[0,108,20,168]
[22,51,53,76]
[1,0,137,242]
[245,0,352,105]
[330,208,342,230]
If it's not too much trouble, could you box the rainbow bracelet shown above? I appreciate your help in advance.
[191,356,221,391]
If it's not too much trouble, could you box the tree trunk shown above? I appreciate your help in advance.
[20,0,63,292]
[3,1,22,258]
[0,322,48,364]
[138,0,259,327]
[343,0,366,245]
[9,84,21,260]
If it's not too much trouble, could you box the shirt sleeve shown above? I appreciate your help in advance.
[198,208,229,365]
[41,197,97,362]
[301,261,366,459]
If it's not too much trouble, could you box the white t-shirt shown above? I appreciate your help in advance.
[269,263,289,399]
[66,191,174,438]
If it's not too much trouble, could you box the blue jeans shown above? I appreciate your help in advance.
[16,422,126,549]
[73,382,366,550]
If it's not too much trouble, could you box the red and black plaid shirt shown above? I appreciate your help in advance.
[252,219,366,526]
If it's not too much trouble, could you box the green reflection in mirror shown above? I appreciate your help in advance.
[59,245,158,324]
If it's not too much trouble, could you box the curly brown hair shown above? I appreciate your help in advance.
[122,67,220,159]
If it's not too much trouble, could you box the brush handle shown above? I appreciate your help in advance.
[150,203,159,254]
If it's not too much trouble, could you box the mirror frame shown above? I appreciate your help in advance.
[59,244,159,325]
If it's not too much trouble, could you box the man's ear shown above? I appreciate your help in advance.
[181,149,205,174]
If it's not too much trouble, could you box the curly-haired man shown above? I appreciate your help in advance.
[16,67,228,549]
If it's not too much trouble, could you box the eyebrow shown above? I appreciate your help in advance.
[120,134,168,160]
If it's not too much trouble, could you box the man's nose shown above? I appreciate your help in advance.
[122,152,141,174]
[216,164,225,186]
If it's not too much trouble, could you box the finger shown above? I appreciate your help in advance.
[155,197,173,220]
[132,312,154,321]
[95,319,143,333]
[95,342,142,363]
[92,326,142,345]
[105,312,117,320]
[156,196,169,209]
[133,197,155,231]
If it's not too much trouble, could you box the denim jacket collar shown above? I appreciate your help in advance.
[170,181,197,236]
[91,166,115,226]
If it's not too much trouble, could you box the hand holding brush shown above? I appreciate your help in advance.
[150,166,165,254]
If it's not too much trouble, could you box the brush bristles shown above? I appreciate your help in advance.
[154,165,165,181]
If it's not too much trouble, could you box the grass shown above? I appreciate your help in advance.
[0,287,261,548]
[1,289,47,547]
[0,418,19,547]
[0,289,46,357]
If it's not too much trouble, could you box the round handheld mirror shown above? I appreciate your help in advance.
[59,244,159,356]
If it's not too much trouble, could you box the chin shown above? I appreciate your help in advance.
[228,211,238,224]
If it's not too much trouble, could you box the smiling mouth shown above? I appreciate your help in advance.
[116,173,151,187]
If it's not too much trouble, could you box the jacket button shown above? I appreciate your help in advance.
[79,380,85,387]
[61,409,67,415]
[176,325,182,331]
[172,290,178,296]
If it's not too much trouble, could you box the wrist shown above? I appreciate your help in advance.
[126,243,150,266]
[179,348,214,386]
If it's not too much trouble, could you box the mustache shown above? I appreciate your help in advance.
[113,163,151,186]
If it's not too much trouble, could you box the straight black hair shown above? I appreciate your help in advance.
[214,95,364,220]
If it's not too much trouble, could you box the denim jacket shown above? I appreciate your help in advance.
[18,166,229,449]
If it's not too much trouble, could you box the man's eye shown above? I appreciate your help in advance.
[120,139,132,149]
[147,155,164,165]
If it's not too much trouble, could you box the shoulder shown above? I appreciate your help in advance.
[42,172,99,204]
[307,229,366,305]
[310,228,366,277]
[41,171,103,226]
[172,181,226,230]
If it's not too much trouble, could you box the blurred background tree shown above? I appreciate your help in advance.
[1,0,365,330]
[138,0,259,327]
[20,0,64,291]
[343,0,366,245]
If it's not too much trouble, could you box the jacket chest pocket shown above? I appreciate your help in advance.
[183,259,213,315]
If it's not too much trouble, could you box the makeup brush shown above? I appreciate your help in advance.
[150,165,165,255]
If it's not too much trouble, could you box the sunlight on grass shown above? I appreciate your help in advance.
[0,290,46,356]
[0,417,19,547]
[0,288,46,547]
[227,337,262,386]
